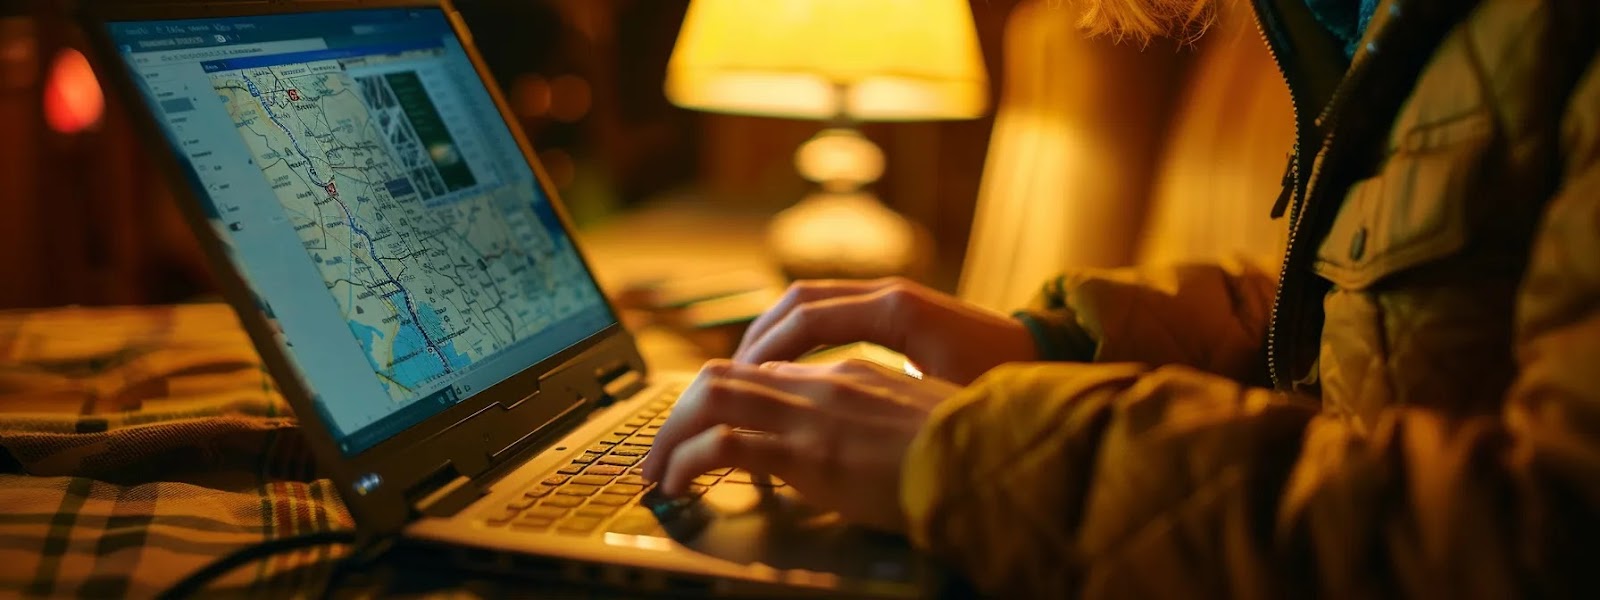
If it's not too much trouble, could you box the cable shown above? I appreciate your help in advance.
[158,530,358,600]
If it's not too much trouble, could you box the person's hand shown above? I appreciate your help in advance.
[734,277,1037,385]
[641,358,961,532]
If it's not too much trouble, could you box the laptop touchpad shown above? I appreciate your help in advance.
[653,481,920,583]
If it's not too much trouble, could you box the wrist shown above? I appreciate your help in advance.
[1011,310,1095,362]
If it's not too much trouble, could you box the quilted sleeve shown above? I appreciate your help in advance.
[900,362,1314,598]
[1014,261,1276,384]
[899,47,1600,599]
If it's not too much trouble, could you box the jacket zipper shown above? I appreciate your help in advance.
[1258,0,1399,389]
[1251,0,1310,390]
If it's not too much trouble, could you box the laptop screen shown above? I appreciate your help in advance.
[106,8,615,456]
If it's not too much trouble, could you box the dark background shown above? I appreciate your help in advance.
[0,0,1015,309]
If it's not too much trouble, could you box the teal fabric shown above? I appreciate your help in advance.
[1304,0,1381,57]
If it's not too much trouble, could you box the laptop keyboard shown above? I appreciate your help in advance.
[480,386,776,538]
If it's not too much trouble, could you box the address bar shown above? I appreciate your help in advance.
[130,39,328,67]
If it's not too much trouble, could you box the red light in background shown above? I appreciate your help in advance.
[43,48,103,134]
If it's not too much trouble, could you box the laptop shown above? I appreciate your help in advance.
[79,0,934,596]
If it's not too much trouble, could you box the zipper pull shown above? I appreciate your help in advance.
[1270,153,1296,219]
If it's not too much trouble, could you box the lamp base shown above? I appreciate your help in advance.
[766,190,928,281]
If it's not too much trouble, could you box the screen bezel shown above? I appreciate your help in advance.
[80,0,638,534]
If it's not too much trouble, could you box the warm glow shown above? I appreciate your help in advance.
[665,0,989,121]
[794,128,884,188]
[510,74,552,118]
[548,74,591,122]
[43,48,103,134]
[768,192,916,275]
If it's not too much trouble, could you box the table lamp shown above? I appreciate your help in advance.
[665,0,989,279]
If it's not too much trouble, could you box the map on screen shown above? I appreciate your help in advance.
[210,51,597,401]
[108,9,615,454]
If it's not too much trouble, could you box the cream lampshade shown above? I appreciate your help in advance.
[665,0,989,279]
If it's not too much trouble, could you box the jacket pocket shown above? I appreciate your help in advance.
[1313,109,1494,291]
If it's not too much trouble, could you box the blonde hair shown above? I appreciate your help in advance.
[1069,0,1220,44]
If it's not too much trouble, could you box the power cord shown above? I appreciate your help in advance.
[157,530,358,600]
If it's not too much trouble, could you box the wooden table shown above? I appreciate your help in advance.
[577,198,785,371]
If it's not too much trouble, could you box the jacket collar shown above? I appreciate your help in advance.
[1252,0,1466,134]
[1250,0,1352,137]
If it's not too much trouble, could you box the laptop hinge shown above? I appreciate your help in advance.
[595,360,645,406]
[407,461,485,518]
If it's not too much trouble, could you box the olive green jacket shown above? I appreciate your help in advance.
[901,0,1600,596]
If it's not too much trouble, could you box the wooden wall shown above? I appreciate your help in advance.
[0,9,211,310]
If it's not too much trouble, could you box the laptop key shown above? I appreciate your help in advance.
[620,438,652,448]
[542,474,571,486]
[512,518,553,532]
[507,495,537,510]
[558,516,603,535]
[525,505,571,518]
[608,447,646,457]
[571,452,602,464]
[540,496,583,509]
[556,484,601,497]
[587,445,615,455]
[486,507,519,525]
[524,484,558,498]
[691,475,719,487]
[556,464,583,475]
[587,494,631,506]
[615,474,650,486]
[598,455,638,466]
[706,467,732,476]
[584,465,626,476]
[621,505,663,521]
[606,515,666,537]
[576,504,619,517]
[570,474,613,486]
[607,523,666,537]
[624,418,649,428]
[598,434,629,445]
[604,483,646,496]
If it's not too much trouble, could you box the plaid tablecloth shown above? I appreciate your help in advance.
[0,304,352,598]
